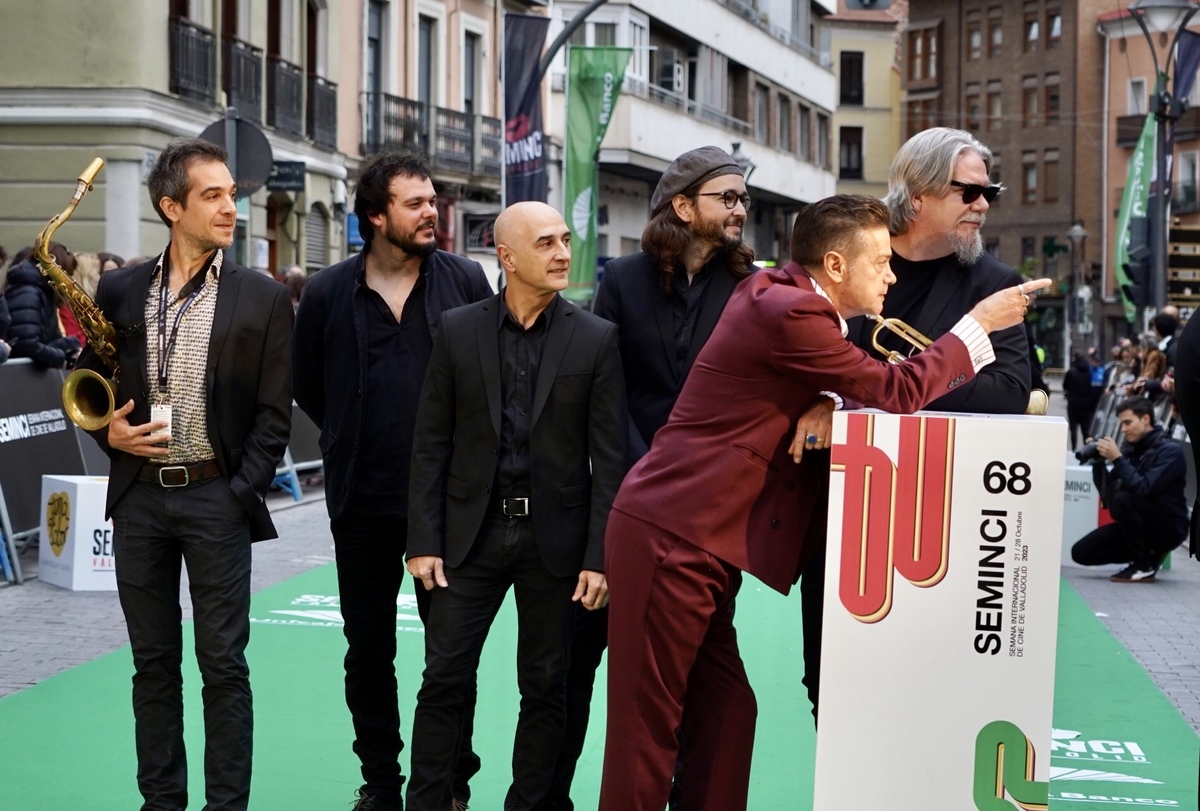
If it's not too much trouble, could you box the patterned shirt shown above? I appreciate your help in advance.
[143,248,221,464]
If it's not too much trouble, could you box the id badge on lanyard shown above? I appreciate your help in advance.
[154,270,202,433]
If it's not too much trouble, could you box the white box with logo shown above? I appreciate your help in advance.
[38,474,115,591]
[1062,462,1101,568]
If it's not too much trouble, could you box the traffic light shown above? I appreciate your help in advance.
[1122,259,1149,308]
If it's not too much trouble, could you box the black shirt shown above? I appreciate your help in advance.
[670,260,714,378]
[349,271,431,516]
[495,295,553,499]
[870,250,945,360]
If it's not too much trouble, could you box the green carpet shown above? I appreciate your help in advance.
[0,568,1194,809]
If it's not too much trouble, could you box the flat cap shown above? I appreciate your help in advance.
[650,146,743,213]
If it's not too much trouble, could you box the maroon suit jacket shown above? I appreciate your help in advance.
[611,262,981,594]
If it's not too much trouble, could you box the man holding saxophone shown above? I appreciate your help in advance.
[74,138,293,811]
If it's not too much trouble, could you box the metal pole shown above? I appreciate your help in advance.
[1153,83,1169,313]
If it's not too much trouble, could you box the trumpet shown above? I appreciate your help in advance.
[864,314,1048,415]
[34,158,121,431]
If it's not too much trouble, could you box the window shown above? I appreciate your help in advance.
[365,1,385,142]
[1022,150,1038,203]
[1047,11,1062,49]
[594,22,616,46]
[840,51,864,106]
[1129,78,1147,115]
[1022,76,1039,128]
[463,31,480,116]
[1044,148,1060,202]
[1021,236,1037,267]
[778,96,792,152]
[418,15,436,106]
[1044,72,1060,125]
[905,97,936,141]
[990,153,1002,206]
[987,80,1002,131]
[967,11,983,60]
[988,7,1004,57]
[799,105,812,159]
[985,238,1000,260]
[817,113,830,168]
[755,84,770,142]
[908,27,938,82]
[1024,16,1040,53]
[839,126,864,180]
[965,82,981,131]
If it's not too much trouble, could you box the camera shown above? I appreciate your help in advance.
[1075,441,1100,463]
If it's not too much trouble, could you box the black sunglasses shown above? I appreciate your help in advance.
[949,180,1003,204]
[697,190,753,211]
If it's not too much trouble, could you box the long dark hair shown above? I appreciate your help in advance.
[641,194,755,294]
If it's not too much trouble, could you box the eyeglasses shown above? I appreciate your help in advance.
[949,180,1003,204]
[697,190,753,211]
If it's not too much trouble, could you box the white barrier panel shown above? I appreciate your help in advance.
[815,411,1065,811]
[38,475,116,591]
[1061,463,1100,569]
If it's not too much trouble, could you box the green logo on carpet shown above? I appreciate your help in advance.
[974,720,1049,811]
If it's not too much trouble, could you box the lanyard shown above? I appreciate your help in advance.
[156,268,205,393]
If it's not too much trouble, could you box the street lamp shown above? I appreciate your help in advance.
[1067,221,1090,357]
[731,142,757,182]
[1127,0,1200,312]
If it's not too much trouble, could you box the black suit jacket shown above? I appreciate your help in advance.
[76,253,294,542]
[1172,316,1200,556]
[847,250,1031,414]
[592,251,740,460]
[292,250,493,520]
[407,293,627,576]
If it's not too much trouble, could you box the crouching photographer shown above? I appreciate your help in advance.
[1070,396,1187,583]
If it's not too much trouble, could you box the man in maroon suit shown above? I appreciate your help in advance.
[598,195,1049,811]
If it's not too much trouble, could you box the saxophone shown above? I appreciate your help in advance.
[33,157,121,430]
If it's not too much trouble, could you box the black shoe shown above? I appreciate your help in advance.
[1109,564,1157,583]
[451,801,469,811]
[351,789,402,811]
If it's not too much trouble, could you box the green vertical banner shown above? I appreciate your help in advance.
[563,46,632,302]
[1113,113,1157,322]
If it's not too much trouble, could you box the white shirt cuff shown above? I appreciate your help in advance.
[949,315,995,372]
[818,391,844,410]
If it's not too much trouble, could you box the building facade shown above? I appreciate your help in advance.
[900,0,1108,368]
[543,0,839,270]
[828,0,906,199]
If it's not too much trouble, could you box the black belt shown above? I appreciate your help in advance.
[138,459,222,488]
[497,497,531,517]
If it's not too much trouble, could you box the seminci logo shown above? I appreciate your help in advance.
[973,720,1049,811]
[830,413,955,622]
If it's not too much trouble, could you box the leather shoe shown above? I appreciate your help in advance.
[351,789,402,811]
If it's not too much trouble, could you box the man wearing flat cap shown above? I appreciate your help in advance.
[542,146,754,809]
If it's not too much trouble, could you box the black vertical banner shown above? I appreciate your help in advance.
[504,13,551,204]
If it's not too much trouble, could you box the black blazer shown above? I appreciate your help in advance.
[407,294,627,576]
[1172,316,1200,556]
[592,251,740,460]
[292,250,493,520]
[76,254,294,542]
[847,251,1031,414]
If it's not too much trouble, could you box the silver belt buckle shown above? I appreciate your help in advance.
[158,465,190,488]
[502,497,529,516]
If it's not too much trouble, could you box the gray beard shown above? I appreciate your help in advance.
[949,228,984,265]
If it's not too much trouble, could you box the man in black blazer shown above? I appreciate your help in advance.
[544,146,754,810]
[405,201,626,811]
[293,152,492,811]
[76,138,292,811]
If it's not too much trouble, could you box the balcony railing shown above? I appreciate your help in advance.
[308,75,338,150]
[268,57,304,137]
[170,18,217,104]
[1117,113,1148,148]
[361,93,501,180]
[224,36,263,124]
[632,79,753,137]
[716,0,832,67]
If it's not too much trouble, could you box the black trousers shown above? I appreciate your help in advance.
[112,477,253,811]
[1071,489,1182,568]
[407,515,577,811]
[799,538,826,725]
[331,512,479,806]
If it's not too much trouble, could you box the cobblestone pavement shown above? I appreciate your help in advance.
[2,381,1198,736]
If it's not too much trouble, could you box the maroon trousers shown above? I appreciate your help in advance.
[599,509,757,811]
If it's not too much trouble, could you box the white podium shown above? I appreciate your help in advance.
[38,475,116,591]
[1061,462,1101,568]
[814,411,1065,811]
